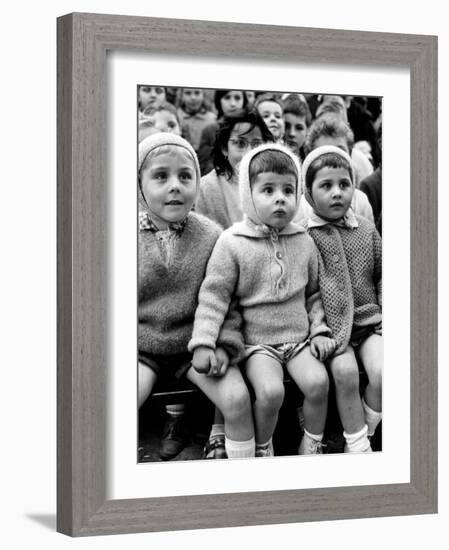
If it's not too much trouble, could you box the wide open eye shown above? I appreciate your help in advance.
[179,170,194,182]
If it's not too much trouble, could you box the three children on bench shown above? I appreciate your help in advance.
[138,131,382,459]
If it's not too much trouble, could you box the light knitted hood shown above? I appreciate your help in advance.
[138,132,201,209]
[238,142,302,226]
[302,145,355,210]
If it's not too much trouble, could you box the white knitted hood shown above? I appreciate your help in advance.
[238,142,302,226]
[301,145,355,209]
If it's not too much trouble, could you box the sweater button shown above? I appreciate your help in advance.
[276,251,282,259]
[338,283,345,291]
[332,254,339,262]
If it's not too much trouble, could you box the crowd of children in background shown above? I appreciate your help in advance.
[137,85,382,461]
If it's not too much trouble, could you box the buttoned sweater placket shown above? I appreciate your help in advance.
[269,230,286,295]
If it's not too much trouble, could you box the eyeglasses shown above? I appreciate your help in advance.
[228,138,264,150]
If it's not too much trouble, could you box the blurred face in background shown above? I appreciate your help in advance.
[138,110,181,142]
[284,113,307,155]
[257,100,285,140]
[138,86,166,111]
[182,89,204,114]
[220,90,245,117]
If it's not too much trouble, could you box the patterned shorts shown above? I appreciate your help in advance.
[244,340,309,367]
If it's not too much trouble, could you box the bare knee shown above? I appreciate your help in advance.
[220,384,252,423]
[303,371,329,403]
[366,363,382,393]
[254,381,285,414]
[331,356,359,395]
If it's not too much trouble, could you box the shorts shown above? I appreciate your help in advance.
[350,323,382,348]
[138,350,192,389]
[244,340,309,367]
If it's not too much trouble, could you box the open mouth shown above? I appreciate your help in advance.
[166,200,183,205]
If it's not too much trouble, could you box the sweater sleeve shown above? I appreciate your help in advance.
[305,244,332,339]
[216,298,245,364]
[373,227,382,310]
[188,233,239,353]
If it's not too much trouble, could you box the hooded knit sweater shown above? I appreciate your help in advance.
[189,143,330,352]
[300,146,382,355]
[138,133,244,362]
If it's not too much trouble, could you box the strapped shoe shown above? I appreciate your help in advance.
[203,434,227,459]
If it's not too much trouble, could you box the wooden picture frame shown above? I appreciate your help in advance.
[57,12,437,536]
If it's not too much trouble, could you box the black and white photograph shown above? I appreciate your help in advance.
[137,86,383,463]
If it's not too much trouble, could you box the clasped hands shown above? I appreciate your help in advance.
[310,335,337,361]
[192,346,230,377]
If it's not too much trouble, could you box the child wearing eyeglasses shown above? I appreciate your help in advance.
[196,111,274,230]
[190,143,335,457]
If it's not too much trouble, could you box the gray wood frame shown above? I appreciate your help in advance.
[57,12,438,537]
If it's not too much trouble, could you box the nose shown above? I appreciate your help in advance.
[331,185,341,198]
[168,175,180,191]
[274,191,285,204]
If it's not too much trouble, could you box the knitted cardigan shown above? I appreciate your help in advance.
[196,169,243,229]
[139,211,244,362]
[307,215,382,355]
[189,142,330,352]
[188,220,331,350]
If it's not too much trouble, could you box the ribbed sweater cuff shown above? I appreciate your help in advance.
[310,325,332,339]
[188,337,216,353]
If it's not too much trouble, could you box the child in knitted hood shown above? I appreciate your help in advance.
[302,145,383,453]
[138,132,255,460]
[190,143,336,456]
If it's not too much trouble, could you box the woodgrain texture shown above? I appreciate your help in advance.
[57,12,438,537]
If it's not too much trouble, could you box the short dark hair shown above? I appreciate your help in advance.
[214,110,274,179]
[282,94,312,126]
[249,149,298,186]
[305,152,352,192]
[305,114,354,154]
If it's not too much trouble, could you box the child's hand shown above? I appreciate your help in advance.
[210,347,230,377]
[310,336,336,361]
[192,346,217,374]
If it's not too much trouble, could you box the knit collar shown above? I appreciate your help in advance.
[307,208,359,229]
[232,215,306,238]
[139,211,187,234]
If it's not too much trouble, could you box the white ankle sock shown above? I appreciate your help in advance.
[299,429,324,454]
[362,398,382,437]
[225,436,255,458]
[344,424,372,453]
[210,423,225,438]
